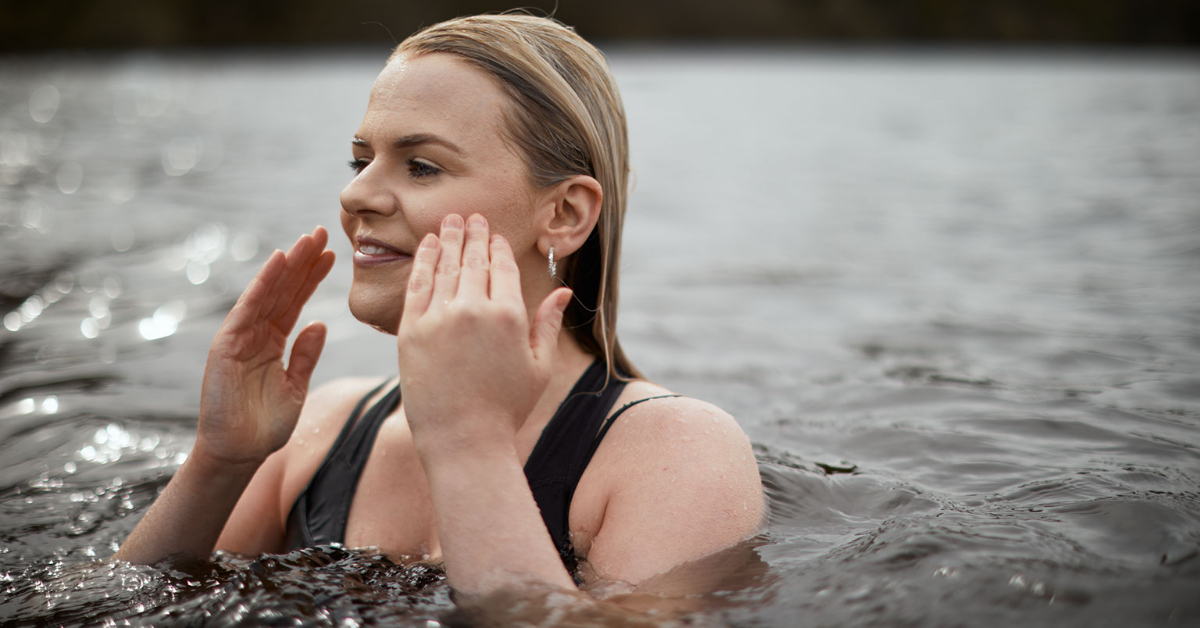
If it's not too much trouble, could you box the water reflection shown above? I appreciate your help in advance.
[137,300,187,340]
[55,161,82,194]
[161,137,198,176]
[0,49,1197,628]
[29,84,60,123]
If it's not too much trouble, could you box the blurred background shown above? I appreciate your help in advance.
[2,0,1199,49]
[3,2,1199,628]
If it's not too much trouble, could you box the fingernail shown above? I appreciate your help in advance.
[558,290,572,312]
[468,214,486,228]
[443,214,463,229]
[421,233,438,249]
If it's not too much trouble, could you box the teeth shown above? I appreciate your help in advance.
[360,244,389,255]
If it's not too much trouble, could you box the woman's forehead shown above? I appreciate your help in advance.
[361,53,509,146]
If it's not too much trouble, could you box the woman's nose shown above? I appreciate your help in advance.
[339,163,399,218]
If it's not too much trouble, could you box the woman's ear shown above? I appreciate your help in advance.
[537,175,602,258]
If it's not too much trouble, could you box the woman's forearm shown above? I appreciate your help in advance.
[418,437,576,595]
[113,449,260,564]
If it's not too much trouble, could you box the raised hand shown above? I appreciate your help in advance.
[195,226,337,466]
[397,213,572,453]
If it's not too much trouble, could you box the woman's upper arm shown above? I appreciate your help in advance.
[215,446,289,554]
[214,377,382,556]
[580,397,764,585]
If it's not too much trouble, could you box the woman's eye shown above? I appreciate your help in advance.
[408,159,440,179]
[347,158,369,175]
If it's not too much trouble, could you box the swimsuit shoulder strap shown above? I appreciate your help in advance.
[285,379,399,549]
[524,360,623,558]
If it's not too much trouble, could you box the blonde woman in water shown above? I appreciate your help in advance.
[116,14,763,595]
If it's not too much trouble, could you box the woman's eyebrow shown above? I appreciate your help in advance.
[351,134,464,155]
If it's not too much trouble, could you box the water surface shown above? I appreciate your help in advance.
[1,47,1199,626]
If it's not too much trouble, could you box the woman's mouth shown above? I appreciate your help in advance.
[354,238,411,267]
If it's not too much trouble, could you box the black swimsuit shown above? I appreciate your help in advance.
[284,360,675,569]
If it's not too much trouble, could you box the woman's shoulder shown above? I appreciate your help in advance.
[289,376,397,446]
[571,380,764,579]
[596,380,760,491]
[609,380,749,444]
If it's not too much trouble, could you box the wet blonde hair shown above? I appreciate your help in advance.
[392,14,640,379]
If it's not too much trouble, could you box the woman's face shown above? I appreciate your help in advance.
[339,52,544,334]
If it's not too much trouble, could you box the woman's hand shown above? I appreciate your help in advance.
[397,213,572,454]
[394,213,577,593]
[115,227,335,565]
[195,226,336,467]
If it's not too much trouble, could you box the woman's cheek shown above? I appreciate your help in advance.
[339,210,356,243]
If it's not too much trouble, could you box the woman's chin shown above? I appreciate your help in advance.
[348,289,403,336]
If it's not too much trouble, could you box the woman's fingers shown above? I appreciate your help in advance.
[276,249,336,333]
[430,214,465,308]
[286,321,328,393]
[266,228,329,324]
[218,226,332,348]
[457,214,490,299]
[404,233,441,320]
[488,235,524,306]
[223,249,287,334]
[530,288,572,363]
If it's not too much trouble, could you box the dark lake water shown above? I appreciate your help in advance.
[2,47,1199,627]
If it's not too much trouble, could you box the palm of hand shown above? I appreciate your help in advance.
[194,228,336,466]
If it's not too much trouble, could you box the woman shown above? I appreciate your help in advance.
[115,14,763,595]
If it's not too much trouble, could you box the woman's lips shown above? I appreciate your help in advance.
[353,237,411,267]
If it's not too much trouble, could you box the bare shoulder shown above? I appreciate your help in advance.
[591,378,762,509]
[606,381,756,463]
[294,376,391,434]
[572,381,764,581]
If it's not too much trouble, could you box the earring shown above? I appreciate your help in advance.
[548,246,557,279]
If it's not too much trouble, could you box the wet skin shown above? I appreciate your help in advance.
[116,51,764,597]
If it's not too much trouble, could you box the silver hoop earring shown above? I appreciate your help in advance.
[548,246,557,279]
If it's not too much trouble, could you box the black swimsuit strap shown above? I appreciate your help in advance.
[285,379,398,549]
[285,362,679,573]
[524,362,681,572]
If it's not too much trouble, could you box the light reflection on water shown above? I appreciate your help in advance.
[1,48,1199,626]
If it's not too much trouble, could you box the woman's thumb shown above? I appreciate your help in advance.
[531,288,572,361]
